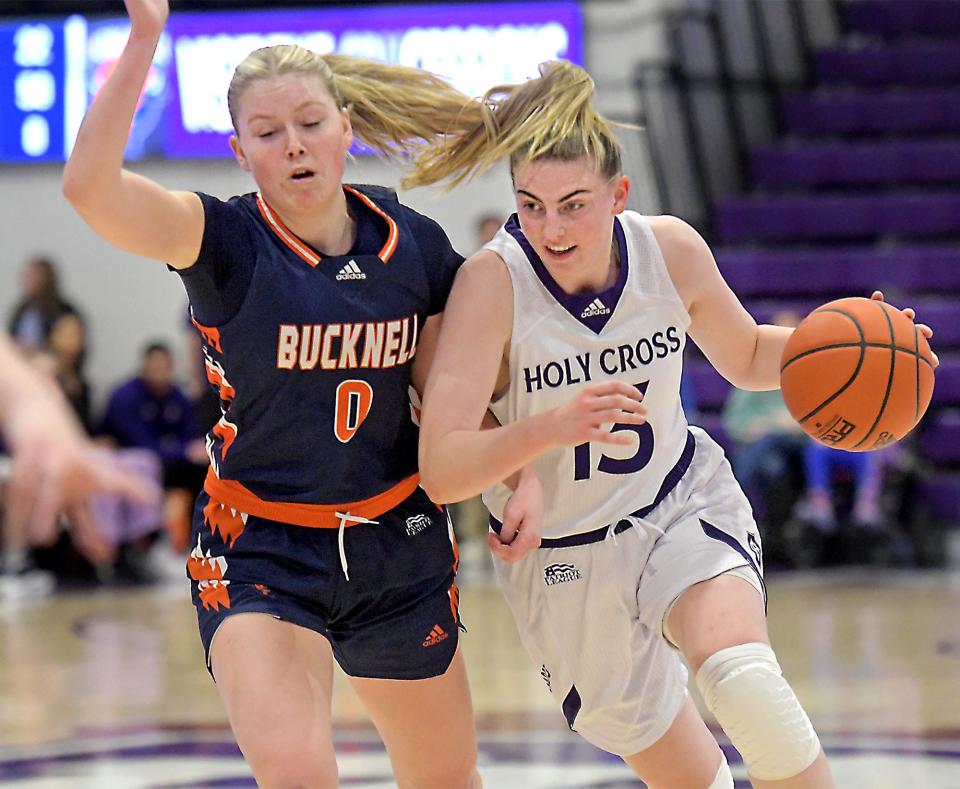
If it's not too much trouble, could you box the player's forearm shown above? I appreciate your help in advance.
[420,414,555,504]
[62,31,160,208]
[737,324,794,392]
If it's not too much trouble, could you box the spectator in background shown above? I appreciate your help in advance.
[797,443,883,531]
[8,256,81,351]
[475,212,505,247]
[99,341,207,553]
[46,313,92,432]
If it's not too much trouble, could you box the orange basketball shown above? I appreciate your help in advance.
[780,297,936,451]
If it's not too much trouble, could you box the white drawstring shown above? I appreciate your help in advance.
[334,512,380,581]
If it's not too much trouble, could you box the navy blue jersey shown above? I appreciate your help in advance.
[176,184,462,526]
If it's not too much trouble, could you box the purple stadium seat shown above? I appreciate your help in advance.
[919,473,960,520]
[815,42,960,86]
[716,247,960,300]
[751,141,960,188]
[714,193,960,243]
[931,356,960,406]
[920,411,960,465]
[689,412,732,454]
[685,362,732,412]
[782,90,960,135]
[845,0,960,37]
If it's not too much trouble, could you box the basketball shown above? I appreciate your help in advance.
[780,297,936,451]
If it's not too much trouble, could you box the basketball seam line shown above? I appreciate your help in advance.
[851,301,897,450]
[796,308,866,425]
[781,341,934,371]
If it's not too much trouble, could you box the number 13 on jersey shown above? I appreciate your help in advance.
[573,381,653,480]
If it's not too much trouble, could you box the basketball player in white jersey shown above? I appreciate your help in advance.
[412,61,853,789]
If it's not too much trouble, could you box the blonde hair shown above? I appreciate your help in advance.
[403,60,625,189]
[227,45,478,158]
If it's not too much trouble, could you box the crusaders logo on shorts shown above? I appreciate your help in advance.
[543,563,582,586]
[405,514,431,536]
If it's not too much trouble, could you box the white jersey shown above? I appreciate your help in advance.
[483,211,692,540]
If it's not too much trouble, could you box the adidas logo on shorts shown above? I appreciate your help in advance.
[580,298,610,318]
[422,624,449,647]
[543,562,582,586]
[336,260,366,280]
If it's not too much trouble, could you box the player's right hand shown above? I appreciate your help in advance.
[124,0,169,35]
[548,380,646,448]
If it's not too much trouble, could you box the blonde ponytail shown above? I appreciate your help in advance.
[228,45,481,158]
[402,60,626,189]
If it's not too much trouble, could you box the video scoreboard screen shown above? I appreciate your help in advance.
[0,2,582,163]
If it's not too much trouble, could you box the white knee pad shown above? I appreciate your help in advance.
[707,754,734,789]
[696,642,821,782]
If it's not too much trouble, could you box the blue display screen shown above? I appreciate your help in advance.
[0,2,583,163]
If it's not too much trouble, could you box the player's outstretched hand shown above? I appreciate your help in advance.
[124,0,169,36]
[871,290,939,367]
[488,467,542,565]
[549,380,646,448]
[4,384,160,564]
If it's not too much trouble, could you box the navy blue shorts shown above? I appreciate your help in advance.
[187,485,461,680]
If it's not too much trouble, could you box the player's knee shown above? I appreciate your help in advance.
[695,642,821,782]
[395,748,479,789]
[244,740,338,788]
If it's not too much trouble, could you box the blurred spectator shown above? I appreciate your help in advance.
[475,212,504,246]
[796,443,883,530]
[46,313,92,432]
[8,256,81,351]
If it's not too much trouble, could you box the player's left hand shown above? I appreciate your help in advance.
[488,467,542,564]
[871,290,939,367]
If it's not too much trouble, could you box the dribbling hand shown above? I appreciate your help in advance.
[871,290,939,367]
[548,380,646,447]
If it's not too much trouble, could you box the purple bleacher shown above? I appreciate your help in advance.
[730,299,960,350]
[714,193,960,243]
[685,363,731,412]
[932,357,960,407]
[920,411,960,465]
[845,0,960,37]
[782,90,960,136]
[815,43,960,86]
[751,141,960,188]
[919,473,960,520]
[689,412,732,454]
[717,246,960,300]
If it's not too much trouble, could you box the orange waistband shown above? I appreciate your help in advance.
[203,468,422,528]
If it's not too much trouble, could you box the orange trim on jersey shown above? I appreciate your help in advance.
[256,187,399,268]
[203,469,421,528]
[255,194,321,267]
[343,185,398,263]
[191,316,223,353]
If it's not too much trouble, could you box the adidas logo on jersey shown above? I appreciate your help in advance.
[336,260,366,280]
[422,624,449,647]
[543,562,583,586]
[580,298,610,318]
[405,514,430,536]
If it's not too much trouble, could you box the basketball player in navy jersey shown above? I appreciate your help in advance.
[62,1,489,785]
[415,62,936,788]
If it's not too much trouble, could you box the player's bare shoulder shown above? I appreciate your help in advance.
[646,214,718,310]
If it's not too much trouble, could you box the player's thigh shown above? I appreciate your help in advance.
[667,572,769,672]
[210,613,338,776]
[349,646,478,788]
[623,695,724,787]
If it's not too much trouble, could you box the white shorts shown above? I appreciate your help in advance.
[493,427,765,756]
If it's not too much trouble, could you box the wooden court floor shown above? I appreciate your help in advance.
[1,568,959,787]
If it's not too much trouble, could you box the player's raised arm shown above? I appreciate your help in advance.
[61,0,203,269]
